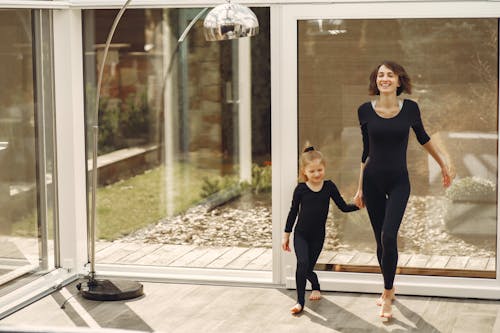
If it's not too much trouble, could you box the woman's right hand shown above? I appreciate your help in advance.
[354,190,365,208]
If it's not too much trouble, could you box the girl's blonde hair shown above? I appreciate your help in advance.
[299,145,325,182]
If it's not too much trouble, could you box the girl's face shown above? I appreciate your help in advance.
[303,158,325,185]
[376,65,400,95]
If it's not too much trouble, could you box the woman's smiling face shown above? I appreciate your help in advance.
[376,64,400,95]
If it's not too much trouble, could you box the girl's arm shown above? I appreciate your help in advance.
[329,181,359,212]
[422,139,454,188]
[282,186,301,252]
[353,162,366,208]
[284,186,301,232]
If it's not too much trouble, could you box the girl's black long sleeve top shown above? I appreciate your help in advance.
[285,180,358,238]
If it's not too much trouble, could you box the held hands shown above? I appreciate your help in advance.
[353,190,365,209]
[282,233,291,252]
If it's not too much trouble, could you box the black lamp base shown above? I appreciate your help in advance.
[77,278,144,301]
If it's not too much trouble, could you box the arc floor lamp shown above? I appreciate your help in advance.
[78,1,259,301]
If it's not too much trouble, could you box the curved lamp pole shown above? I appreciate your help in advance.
[79,0,258,301]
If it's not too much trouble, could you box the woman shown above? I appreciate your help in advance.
[353,61,453,320]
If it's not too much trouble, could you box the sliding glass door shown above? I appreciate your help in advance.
[279,2,500,298]
[82,7,271,275]
[298,17,497,279]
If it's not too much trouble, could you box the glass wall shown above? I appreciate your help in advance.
[298,18,497,278]
[82,8,271,271]
[0,9,56,292]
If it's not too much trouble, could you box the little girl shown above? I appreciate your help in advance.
[282,146,359,314]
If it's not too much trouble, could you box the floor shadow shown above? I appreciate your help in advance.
[52,279,153,332]
[392,299,442,333]
[278,289,384,332]
[279,289,446,333]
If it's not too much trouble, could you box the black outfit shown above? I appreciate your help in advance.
[358,99,430,290]
[285,180,358,307]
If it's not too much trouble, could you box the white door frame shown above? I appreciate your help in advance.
[276,1,500,298]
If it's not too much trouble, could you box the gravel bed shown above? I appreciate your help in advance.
[121,193,272,248]
[120,194,495,258]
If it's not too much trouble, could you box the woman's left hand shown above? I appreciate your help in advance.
[282,234,291,252]
[441,164,455,188]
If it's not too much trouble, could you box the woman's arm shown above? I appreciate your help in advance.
[422,139,454,188]
[353,162,366,208]
[282,232,291,252]
[411,101,454,188]
[356,105,369,209]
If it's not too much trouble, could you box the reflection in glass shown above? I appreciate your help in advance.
[0,9,56,291]
[83,8,271,270]
[298,18,497,278]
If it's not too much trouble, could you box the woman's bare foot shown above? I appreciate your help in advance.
[378,288,395,321]
[376,288,396,306]
[290,303,303,315]
[309,290,321,301]
[379,298,393,320]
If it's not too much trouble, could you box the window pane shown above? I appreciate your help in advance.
[83,8,271,271]
[0,9,56,291]
[298,18,497,278]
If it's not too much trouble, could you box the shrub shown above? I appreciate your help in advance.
[86,84,152,154]
[445,176,496,202]
[200,175,241,199]
[199,163,272,199]
[120,92,150,140]
[98,96,124,154]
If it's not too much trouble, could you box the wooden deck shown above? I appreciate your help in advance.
[315,249,496,278]
[95,241,274,270]
[96,240,496,278]
[0,237,495,279]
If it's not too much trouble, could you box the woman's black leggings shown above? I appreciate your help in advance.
[363,168,410,290]
[293,232,324,307]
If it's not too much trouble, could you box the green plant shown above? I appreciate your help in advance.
[98,96,123,154]
[200,174,241,199]
[85,84,153,154]
[200,177,222,198]
[120,92,151,140]
[250,163,271,194]
[445,176,496,202]
[199,163,272,199]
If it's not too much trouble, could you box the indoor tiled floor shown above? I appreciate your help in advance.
[1,280,500,333]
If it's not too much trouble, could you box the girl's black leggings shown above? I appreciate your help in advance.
[363,167,410,290]
[293,232,324,307]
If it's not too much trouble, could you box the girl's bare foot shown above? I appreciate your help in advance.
[309,290,321,301]
[290,303,303,314]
